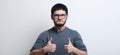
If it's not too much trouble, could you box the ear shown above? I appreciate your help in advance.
[66,14,68,17]
[66,15,68,19]
[51,15,54,20]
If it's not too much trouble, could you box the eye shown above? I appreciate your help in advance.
[53,14,59,16]
[61,14,66,16]
[53,14,66,16]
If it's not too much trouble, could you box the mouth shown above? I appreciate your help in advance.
[56,21,63,24]
[54,21,65,27]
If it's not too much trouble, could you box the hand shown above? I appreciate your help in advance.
[43,37,56,53]
[64,37,75,53]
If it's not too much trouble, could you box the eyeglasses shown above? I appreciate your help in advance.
[53,14,67,18]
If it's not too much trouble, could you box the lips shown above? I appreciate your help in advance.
[56,21,63,24]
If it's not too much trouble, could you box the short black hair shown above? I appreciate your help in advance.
[51,3,68,15]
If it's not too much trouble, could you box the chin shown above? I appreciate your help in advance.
[54,21,66,27]
[55,24,64,27]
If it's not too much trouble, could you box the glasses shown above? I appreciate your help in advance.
[53,14,67,19]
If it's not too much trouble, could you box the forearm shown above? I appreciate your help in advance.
[73,47,87,55]
[30,47,47,55]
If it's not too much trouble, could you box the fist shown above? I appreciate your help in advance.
[64,37,75,53]
[44,37,56,52]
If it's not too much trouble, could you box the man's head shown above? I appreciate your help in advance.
[51,3,68,27]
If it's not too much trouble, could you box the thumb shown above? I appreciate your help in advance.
[68,37,71,45]
[48,37,52,44]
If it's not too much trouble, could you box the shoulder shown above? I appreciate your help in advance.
[66,27,80,35]
[40,28,53,36]
[37,28,52,39]
[66,27,82,40]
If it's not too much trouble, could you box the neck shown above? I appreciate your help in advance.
[54,26,65,31]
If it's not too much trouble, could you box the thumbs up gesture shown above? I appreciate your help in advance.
[43,37,56,52]
[64,37,75,53]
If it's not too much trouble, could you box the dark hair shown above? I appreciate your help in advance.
[51,3,68,15]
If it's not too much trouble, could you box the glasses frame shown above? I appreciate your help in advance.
[52,14,67,19]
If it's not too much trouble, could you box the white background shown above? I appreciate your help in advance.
[0,0,120,55]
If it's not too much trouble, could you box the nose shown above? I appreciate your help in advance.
[58,16,62,20]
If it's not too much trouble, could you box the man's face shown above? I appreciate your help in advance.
[51,10,68,27]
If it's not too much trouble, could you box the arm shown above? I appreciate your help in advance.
[30,37,56,55]
[73,31,88,55]
[64,37,87,55]
[30,47,46,55]
[73,47,87,55]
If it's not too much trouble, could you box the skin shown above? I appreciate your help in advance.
[51,10,68,31]
[30,10,87,55]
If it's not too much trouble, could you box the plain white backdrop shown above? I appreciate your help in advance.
[0,0,120,55]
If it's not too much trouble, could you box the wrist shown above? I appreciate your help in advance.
[73,47,77,53]
[42,46,48,53]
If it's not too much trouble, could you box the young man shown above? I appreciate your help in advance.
[30,3,87,55]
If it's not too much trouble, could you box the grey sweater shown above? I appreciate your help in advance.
[31,27,87,55]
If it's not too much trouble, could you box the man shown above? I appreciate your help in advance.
[30,3,87,55]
